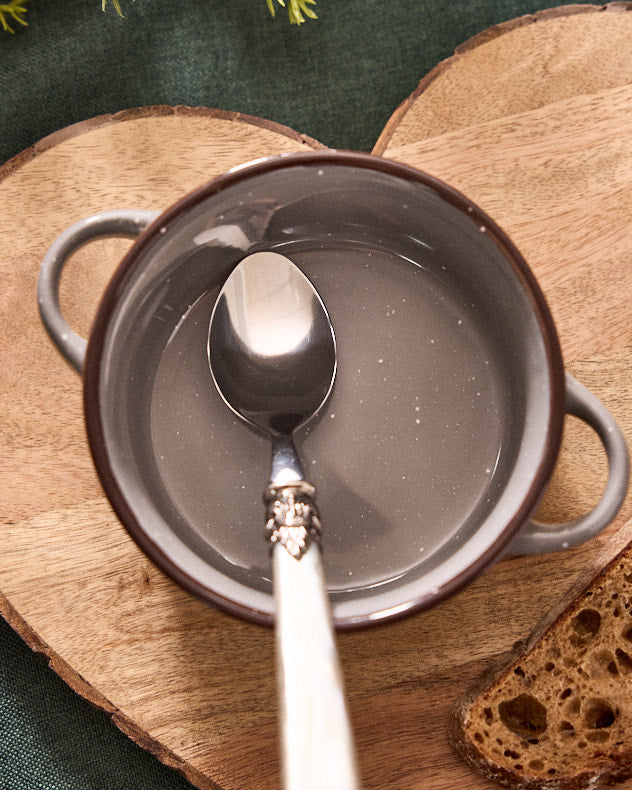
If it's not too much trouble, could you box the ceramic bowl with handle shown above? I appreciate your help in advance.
[38,151,629,629]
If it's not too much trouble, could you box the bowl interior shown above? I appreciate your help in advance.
[86,155,561,627]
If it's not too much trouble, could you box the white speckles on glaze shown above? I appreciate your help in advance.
[150,237,506,596]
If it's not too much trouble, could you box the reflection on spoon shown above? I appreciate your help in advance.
[221,261,314,358]
[208,251,360,790]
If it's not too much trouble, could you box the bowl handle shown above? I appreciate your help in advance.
[37,209,160,374]
[507,372,630,555]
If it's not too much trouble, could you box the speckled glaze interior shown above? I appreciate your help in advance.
[83,151,564,629]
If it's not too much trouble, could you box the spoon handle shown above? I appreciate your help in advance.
[267,484,361,790]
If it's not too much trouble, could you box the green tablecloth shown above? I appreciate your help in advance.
[2,0,563,786]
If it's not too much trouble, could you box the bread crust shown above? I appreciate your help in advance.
[450,519,632,790]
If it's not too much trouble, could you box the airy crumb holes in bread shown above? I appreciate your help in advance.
[451,549,632,789]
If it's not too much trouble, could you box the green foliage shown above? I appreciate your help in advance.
[0,0,28,33]
[2,0,318,35]
[102,0,317,25]
[102,0,131,17]
[266,0,317,24]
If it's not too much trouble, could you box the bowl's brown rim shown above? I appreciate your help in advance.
[82,149,566,630]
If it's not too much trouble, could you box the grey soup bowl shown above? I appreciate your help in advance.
[38,151,629,629]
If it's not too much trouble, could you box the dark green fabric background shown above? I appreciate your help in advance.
[2,1,566,786]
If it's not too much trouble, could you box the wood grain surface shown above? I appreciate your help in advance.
[2,6,632,789]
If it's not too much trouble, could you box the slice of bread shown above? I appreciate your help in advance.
[450,519,632,790]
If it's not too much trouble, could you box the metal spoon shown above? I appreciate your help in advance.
[208,251,360,790]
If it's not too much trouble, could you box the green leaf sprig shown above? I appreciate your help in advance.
[266,0,317,25]
[102,0,317,25]
[0,0,28,33]
[102,0,133,17]
[1,0,317,35]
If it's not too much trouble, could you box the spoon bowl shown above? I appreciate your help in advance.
[209,250,336,438]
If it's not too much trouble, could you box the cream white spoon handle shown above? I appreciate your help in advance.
[273,541,361,790]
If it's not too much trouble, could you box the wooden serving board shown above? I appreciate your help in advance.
[2,6,632,789]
